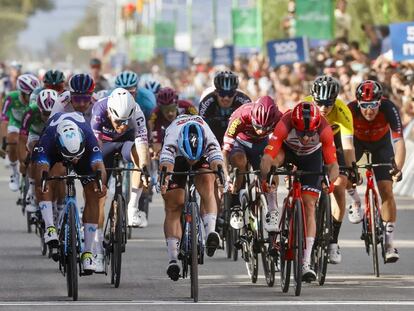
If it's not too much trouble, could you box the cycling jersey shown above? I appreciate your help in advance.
[223,103,282,151]
[20,101,44,136]
[303,96,353,138]
[33,112,103,169]
[264,112,337,165]
[160,114,223,165]
[348,98,403,143]
[50,91,93,123]
[149,99,198,144]
[1,91,29,129]
[199,90,251,145]
[91,97,147,145]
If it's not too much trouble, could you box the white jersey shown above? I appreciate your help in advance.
[160,114,223,165]
[50,90,93,123]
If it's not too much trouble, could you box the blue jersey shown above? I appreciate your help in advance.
[135,87,156,120]
[34,112,103,169]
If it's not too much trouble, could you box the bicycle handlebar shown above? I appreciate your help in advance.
[41,170,103,193]
[159,166,224,189]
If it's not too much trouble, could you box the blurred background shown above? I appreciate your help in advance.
[2,0,414,119]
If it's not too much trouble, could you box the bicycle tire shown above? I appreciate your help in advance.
[258,194,275,287]
[279,200,291,293]
[368,190,380,277]
[232,228,239,261]
[243,193,258,284]
[317,192,331,286]
[67,203,78,301]
[224,193,232,259]
[190,202,199,302]
[293,199,303,296]
[39,221,47,256]
[112,194,124,288]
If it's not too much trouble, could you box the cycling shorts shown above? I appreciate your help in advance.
[230,138,268,170]
[166,156,210,191]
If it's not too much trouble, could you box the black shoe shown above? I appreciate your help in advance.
[167,260,180,281]
[206,232,220,257]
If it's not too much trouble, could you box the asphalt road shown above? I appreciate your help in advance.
[0,164,414,311]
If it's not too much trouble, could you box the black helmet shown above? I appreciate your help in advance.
[43,70,65,85]
[311,75,340,106]
[213,71,239,92]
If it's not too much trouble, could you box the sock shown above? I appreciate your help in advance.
[202,213,217,236]
[384,222,395,248]
[166,237,180,262]
[10,161,18,175]
[83,223,98,253]
[94,228,104,255]
[347,188,361,206]
[330,220,342,244]
[128,187,143,214]
[303,237,315,265]
[39,201,54,228]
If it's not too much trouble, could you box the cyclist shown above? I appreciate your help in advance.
[20,89,59,212]
[114,71,156,121]
[50,73,95,122]
[149,87,198,156]
[199,71,251,146]
[260,101,339,282]
[143,78,161,95]
[159,114,226,281]
[1,73,41,191]
[91,88,149,270]
[304,75,357,264]
[42,69,66,94]
[33,112,107,273]
[222,96,282,231]
[347,80,405,263]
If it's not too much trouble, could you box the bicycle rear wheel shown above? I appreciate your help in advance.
[293,199,303,296]
[279,204,291,293]
[66,203,78,301]
[111,194,124,288]
[368,190,380,277]
[190,203,199,302]
[258,194,274,287]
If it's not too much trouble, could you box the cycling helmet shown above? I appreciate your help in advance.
[311,75,340,105]
[356,80,383,102]
[144,78,161,94]
[37,89,58,113]
[107,88,136,120]
[157,87,178,106]
[56,120,85,161]
[213,71,239,91]
[43,70,65,85]
[291,101,321,132]
[251,96,279,130]
[115,71,139,88]
[69,73,95,94]
[178,122,204,161]
[17,74,41,95]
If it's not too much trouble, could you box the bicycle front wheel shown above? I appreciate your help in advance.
[315,192,331,286]
[66,203,78,301]
[111,194,124,288]
[368,190,380,277]
[190,203,199,302]
[279,203,291,293]
[293,199,303,296]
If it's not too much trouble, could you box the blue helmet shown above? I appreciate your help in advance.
[115,71,139,88]
[144,79,161,94]
[178,122,204,161]
[69,73,95,94]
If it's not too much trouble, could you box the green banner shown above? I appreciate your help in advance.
[295,0,334,40]
[154,22,175,49]
[232,7,262,48]
[129,34,155,62]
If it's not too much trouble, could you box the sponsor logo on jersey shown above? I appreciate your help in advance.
[227,118,241,136]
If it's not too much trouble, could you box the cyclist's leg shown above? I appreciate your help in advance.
[6,125,19,191]
[18,132,28,175]
[25,133,39,211]
[128,142,146,226]
[347,138,364,219]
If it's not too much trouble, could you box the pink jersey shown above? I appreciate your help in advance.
[223,104,282,151]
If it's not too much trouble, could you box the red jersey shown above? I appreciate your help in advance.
[348,98,403,142]
[223,104,282,151]
[264,111,337,165]
[149,99,198,143]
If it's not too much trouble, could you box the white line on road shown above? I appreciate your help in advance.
[1,300,414,306]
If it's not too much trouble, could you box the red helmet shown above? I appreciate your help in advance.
[156,87,178,106]
[356,80,383,102]
[251,96,279,130]
[291,101,321,132]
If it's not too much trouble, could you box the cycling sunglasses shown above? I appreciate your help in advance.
[160,104,177,114]
[217,89,236,98]
[71,94,92,103]
[296,129,317,138]
[358,101,380,109]
[251,119,274,133]
[44,83,65,93]
[114,119,129,126]
[315,100,335,107]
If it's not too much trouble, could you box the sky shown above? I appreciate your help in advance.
[18,0,90,51]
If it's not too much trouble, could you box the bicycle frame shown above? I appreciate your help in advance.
[364,166,380,234]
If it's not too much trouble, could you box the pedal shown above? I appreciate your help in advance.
[48,243,60,262]
[234,239,242,250]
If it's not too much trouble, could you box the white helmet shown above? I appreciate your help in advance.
[37,89,59,113]
[17,74,41,95]
[107,87,136,120]
[56,120,85,161]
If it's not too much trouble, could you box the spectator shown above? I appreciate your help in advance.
[89,58,110,92]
